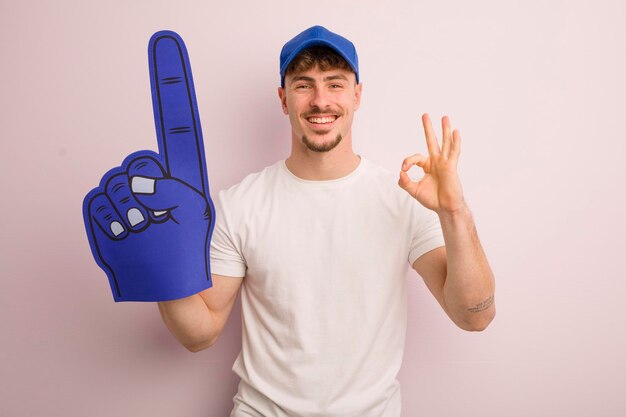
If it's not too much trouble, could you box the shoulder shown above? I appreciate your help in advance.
[211,163,281,228]
[218,161,281,199]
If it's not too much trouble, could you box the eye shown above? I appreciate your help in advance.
[295,84,311,90]
[330,83,343,89]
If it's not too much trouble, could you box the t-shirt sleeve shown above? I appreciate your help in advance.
[408,203,446,266]
[209,191,247,278]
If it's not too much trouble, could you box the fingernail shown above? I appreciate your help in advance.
[153,210,167,217]
[110,221,125,236]
[131,176,155,194]
[127,208,145,226]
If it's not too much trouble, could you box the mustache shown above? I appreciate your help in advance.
[303,107,343,118]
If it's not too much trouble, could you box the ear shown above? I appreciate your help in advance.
[353,82,363,111]
[277,87,288,115]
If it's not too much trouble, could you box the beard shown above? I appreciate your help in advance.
[301,133,343,153]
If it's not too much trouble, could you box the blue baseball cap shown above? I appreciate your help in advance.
[279,25,359,87]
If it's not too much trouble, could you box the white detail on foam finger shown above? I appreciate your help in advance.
[131,176,155,194]
[127,208,145,226]
[110,221,125,236]
[153,210,168,217]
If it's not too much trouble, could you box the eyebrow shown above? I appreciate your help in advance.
[291,74,350,83]
[324,74,349,82]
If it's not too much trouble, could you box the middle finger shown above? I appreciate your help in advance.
[422,113,441,157]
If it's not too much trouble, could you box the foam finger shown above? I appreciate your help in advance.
[148,31,208,196]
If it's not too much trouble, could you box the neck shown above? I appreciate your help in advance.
[285,132,361,181]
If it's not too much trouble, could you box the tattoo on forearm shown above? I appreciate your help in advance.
[467,295,494,313]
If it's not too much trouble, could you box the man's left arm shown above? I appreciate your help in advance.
[399,114,495,331]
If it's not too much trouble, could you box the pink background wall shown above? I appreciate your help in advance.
[2,0,625,416]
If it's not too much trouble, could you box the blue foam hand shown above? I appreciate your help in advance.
[83,31,215,302]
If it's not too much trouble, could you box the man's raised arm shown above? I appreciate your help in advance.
[399,114,495,331]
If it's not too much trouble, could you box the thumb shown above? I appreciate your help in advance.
[398,170,419,197]
[131,176,208,221]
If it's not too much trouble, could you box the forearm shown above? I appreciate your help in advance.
[157,295,219,352]
[438,203,495,331]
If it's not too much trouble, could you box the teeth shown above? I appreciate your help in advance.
[308,116,336,124]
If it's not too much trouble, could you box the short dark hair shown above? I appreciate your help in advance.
[284,46,356,82]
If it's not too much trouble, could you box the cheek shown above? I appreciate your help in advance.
[288,111,303,130]
[340,94,357,109]
[283,99,298,116]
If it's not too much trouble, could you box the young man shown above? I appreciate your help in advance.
[158,25,495,416]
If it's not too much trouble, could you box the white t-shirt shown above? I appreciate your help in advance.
[210,158,445,417]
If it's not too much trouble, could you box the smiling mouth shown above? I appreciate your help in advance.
[306,115,338,125]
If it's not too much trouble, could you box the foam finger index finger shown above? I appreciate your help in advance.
[148,31,208,196]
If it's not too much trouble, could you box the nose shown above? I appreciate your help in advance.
[309,86,330,109]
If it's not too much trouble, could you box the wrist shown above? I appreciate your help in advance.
[437,201,471,221]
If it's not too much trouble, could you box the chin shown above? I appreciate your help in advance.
[302,133,343,153]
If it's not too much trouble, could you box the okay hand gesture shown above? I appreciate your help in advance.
[398,114,465,215]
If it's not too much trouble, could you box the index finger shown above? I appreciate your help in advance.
[148,31,208,196]
[421,113,441,157]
